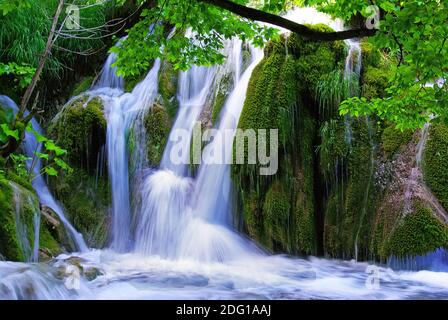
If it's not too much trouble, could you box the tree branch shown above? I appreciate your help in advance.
[198,0,377,41]
[18,0,65,120]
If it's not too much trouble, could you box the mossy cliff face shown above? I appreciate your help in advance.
[234,25,344,255]
[236,29,447,260]
[48,95,111,248]
[323,118,378,259]
[423,124,448,211]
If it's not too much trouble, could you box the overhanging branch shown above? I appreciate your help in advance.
[198,0,377,41]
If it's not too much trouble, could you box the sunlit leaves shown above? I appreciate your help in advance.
[0,0,30,15]
[112,0,278,74]
[0,62,35,89]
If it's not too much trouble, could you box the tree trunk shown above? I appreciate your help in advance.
[17,0,65,120]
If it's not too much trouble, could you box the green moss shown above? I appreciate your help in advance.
[318,119,349,181]
[39,221,61,257]
[49,168,110,248]
[238,53,297,148]
[144,103,171,166]
[381,123,413,158]
[49,96,106,172]
[386,202,448,257]
[0,178,25,261]
[234,25,345,256]
[0,177,60,261]
[423,124,448,211]
[295,110,317,255]
[288,24,345,92]
[263,181,291,251]
[360,40,381,68]
[158,61,179,119]
[48,95,110,248]
[72,77,93,96]
[323,118,378,259]
[4,169,33,191]
[361,66,391,100]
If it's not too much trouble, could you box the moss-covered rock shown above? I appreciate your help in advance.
[423,124,448,211]
[263,180,291,251]
[234,26,342,255]
[0,175,60,261]
[386,202,448,257]
[323,118,378,259]
[48,95,110,248]
[144,102,171,166]
[211,73,233,125]
[361,66,391,100]
[381,124,414,158]
[49,169,110,248]
[360,40,382,69]
[49,96,106,173]
[288,24,345,92]
[0,178,31,261]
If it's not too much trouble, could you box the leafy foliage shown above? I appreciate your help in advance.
[0,62,35,89]
[303,0,448,130]
[0,0,107,79]
[111,0,278,74]
[111,0,448,129]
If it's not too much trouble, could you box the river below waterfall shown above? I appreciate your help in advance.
[1,250,448,299]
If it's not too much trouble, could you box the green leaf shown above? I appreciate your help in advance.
[45,167,58,176]
[0,123,19,140]
[34,151,49,160]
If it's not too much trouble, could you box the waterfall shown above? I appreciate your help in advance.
[344,40,362,82]
[193,46,263,224]
[160,64,217,175]
[90,54,161,251]
[416,122,431,167]
[94,40,125,89]
[0,95,88,253]
[343,39,362,147]
[133,40,263,262]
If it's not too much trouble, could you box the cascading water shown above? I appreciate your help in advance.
[134,38,260,262]
[160,64,217,175]
[94,48,124,90]
[0,95,88,253]
[90,52,161,251]
[343,39,362,146]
